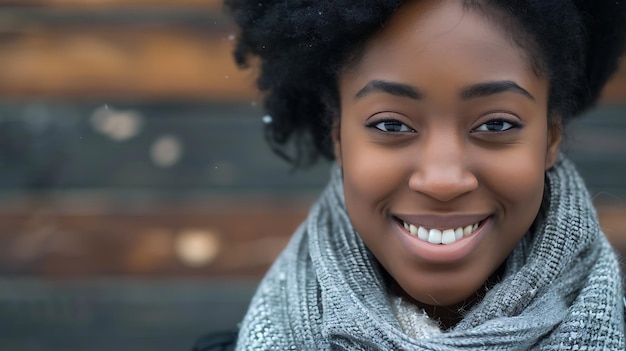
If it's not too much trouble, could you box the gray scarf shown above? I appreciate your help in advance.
[235,156,624,350]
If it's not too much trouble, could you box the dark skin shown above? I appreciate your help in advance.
[332,0,561,328]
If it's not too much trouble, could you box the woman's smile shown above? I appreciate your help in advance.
[392,214,493,264]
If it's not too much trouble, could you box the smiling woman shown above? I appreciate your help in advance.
[335,0,559,317]
[220,0,626,350]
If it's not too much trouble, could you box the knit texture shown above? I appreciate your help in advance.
[235,156,624,350]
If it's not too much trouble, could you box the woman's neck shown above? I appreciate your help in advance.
[386,265,505,330]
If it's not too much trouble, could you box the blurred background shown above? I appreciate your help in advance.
[0,1,624,350]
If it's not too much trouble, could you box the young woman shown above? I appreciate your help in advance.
[223,0,626,349]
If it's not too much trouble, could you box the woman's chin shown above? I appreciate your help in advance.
[412,289,478,307]
[395,271,500,308]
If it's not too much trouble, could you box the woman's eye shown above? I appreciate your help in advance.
[474,120,516,132]
[372,120,413,132]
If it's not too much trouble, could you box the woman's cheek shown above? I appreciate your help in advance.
[474,148,546,220]
[342,140,408,205]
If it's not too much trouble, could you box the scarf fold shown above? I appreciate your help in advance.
[235,156,624,350]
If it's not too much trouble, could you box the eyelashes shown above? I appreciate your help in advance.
[369,120,415,133]
[471,118,522,133]
[366,115,522,134]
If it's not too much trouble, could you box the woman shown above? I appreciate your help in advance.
[223,0,626,349]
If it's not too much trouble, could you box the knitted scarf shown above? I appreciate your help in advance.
[235,156,624,350]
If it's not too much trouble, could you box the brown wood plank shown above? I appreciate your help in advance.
[0,26,257,101]
[0,204,307,277]
[1,0,221,8]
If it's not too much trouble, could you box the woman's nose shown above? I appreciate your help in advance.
[407,136,478,202]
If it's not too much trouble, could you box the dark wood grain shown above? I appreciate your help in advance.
[0,27,256,101]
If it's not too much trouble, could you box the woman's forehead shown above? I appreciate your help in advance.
[343,1,540,76]
[340,0,544,102]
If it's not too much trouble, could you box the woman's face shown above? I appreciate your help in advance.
[334,0,561,306]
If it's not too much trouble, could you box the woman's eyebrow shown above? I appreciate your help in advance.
[460,80,535,101]
[355,80,423,100]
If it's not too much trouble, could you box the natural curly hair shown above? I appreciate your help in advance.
[224,0,626,167]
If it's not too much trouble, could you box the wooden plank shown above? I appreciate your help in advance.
[0,279,255,351]
[0,27,257,101]
[0,204,306,276]
[0,0,221,8]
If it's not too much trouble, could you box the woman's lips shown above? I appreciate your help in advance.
[392,214,493,264]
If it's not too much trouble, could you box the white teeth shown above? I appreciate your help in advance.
[417,226,429,241]
[401,219,483,245]
[441,229,456,244]
[428,229,442,244]
[455,227,464,240]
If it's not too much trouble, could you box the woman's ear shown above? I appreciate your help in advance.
[545,118,563,170]
[332,119,342,167]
